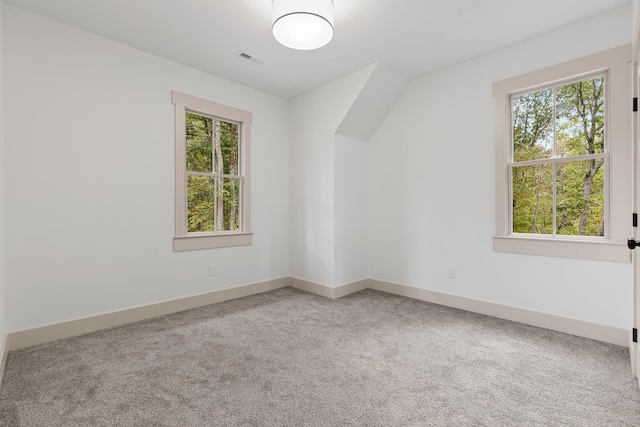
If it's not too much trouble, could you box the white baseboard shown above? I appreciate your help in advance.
[4,275,627,354]
[290,277,335,298]
[334,279,369,299]
[290,277,368,299]
[368,279,628,347]
[7,277,289,351]
[0,334,8,387]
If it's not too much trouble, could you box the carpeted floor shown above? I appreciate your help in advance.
[0,287,639,426]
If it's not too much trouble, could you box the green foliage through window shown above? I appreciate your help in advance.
[511,75,605,237]
[185,112,240,233]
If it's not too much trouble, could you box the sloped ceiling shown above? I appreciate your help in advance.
[336,63,407,142]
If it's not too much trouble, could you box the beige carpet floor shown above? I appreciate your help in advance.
[1,287,639,426]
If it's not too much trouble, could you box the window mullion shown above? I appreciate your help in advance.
[552,86,557,236]
[213,175,218,232]
[552,163,557,236]
[187,171,242,179]
[552,86,558,157]
[511,153,605,168]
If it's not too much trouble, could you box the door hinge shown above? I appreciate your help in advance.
[634,97,638,112]
[634,328,638,343]
[634,213,638,227]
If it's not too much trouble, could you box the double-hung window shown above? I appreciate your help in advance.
[493,45,630,262]
[172,91,252,251]
[511,74,606,237]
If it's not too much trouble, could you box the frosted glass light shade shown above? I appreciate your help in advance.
[272,0,334,50]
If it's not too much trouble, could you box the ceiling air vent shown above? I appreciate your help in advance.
[237,51,263,65]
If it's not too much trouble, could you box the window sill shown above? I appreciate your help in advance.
[174,232,253,252]
[493,235,629,263]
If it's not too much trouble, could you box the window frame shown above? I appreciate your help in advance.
[172,91,252,251]
[493,45,631,262]
[509,72,609,238]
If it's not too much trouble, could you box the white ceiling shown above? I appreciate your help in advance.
[3,0,631,99]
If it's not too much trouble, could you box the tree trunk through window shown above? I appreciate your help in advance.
[573,81,604,236]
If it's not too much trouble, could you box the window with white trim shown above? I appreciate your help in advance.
[493,45,631,262]
[511,74,607,237]
[172,91,252,251]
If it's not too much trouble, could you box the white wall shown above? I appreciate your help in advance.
[634,0,640,60]
[368,4,634,328]
[3,6,290,332]
[332,63,404,287]
[3,3,635,336]
[634,0,639,39]
[289,65,374,286]
[334,135,368,286]
[0,2,6,346]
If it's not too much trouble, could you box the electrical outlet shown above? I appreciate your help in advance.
[448,267,457,279]
[208,264,216,277]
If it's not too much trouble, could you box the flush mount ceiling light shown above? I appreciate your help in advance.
[272,0,334,50]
